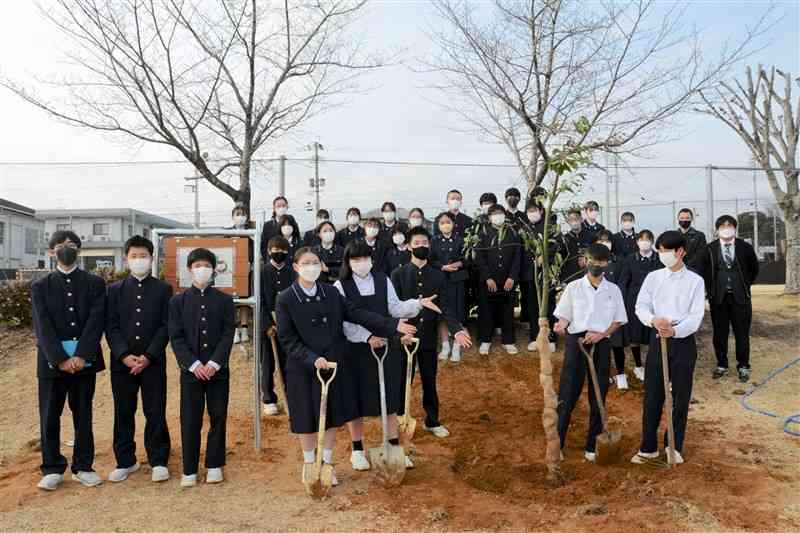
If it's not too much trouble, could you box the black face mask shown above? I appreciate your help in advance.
[507,197,520,208]
[270,251,288,264]
[588,264,606,278]
[411,246,430,260]
[678,220,691,229]
[56,247,78,267]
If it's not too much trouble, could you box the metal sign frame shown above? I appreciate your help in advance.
[152,215,265,451]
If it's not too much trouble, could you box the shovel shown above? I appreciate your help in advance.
[398,338,420,441]
[661,336,677,467]
[368,344,406,487]
[303,362,338,499]
[577,340,622,465]
[269,335,289,417]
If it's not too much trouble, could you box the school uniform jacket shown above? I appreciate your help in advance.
[31,269,107,379]
[106,275,173,372]
[681,227,707,270]
[378,221,409,246]
[336,226,365,249]
[581,220,605,247]
[506,210,527,232]
[475,224,521,286]
[261,262,295,329]
[696,238,759,304]
[169,286,235,380]
[558,230,588,284]
[259,218,280,259]
[303,229,320,247]
[312,243,345,283]
[364,238,388,274]
[611,230,637,259]
[384,247,411,276]
[430,232,468,283]
[434,211,473,237]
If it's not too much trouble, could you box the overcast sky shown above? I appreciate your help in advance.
[0,1,797,236]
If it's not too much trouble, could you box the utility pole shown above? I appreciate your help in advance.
[278,155,286,196]
[184,173,201,228]
[308,142,324,212]
[604,153,611,227]
[614,154,620,231]
[705,165,715,238]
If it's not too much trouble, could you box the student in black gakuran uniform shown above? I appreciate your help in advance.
[434,189,473,236]
[392,227,472,438]
[337,207,365,249]
[581,200,605,246]
[504,187,527,230]
[611,212,638,260]
[475,205,521,355]
[335,240,438,471]
[431,212,468,363]
[560,208,590,286]
[676,208,707,272]
[303,209,330,247]
[169,248,235,487]
[362,217,388,274]
[261,237,295,417]
[259,196,289,260]
[313,221,345,283]
[32,230,107,491]
[106,236,172,484]
[378,201,408,246]
[384,226,411,276]
[276,247,417,485]
[696,215,759,383]
[632,231,705,465]
[553,243,627,462]
[617,230,663,383]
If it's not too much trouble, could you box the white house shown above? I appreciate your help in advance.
[0,198,46,273]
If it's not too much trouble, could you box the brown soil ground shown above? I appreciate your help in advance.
[0,287,798,532]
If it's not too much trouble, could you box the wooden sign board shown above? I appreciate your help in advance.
[164,236,250,297]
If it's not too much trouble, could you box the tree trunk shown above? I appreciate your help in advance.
[536,320,564,485]
[783,209,800,294]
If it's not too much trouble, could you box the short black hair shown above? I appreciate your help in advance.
[409,207,425,219]
[567,207,582,218]
[505,187,521,198]
[364,217,381,227]
[273,196,288,207]
[346,207,361,218]
[656,230,687,252]
[637,229,655,242]
[187,248,217,269]
[49,230,82,250]
[407,226,431,242]
[381,201,397,212]
[479,192,497,205]
[316,209,330,219]
[715,214,737,229]
[231,204,247,216]
[593,229,613,242]
[293,246,318,264]
[677,208,694,218]
[339,240,373,281]
[317,221,336,235]
[488,204,506,216]
[585,243,611,262]
[447,189,462,198]
[621,211,635,221]
[584,200,600,210]
[124,235,154,256]
[267,236,289,251]
[437,211,455,223]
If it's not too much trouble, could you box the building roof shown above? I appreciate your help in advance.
[35,208,192,228]
[0,198,37,217]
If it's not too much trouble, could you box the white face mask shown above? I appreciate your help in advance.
[383,211,396,222]
[192,266,213,286]
[351,259,373,278]
[281,225,294,237]
[233,215,247,227]
[527,211,541,224]
[409,217,423,228]
[347,215,360,226]
[719,228,736,240]
[490,214,506,226]
[659,250,679,269]
[480,204,492,214]
[320,231,335,244]
[275,206,288,217]
[392,233,405,245]
[448,199,461,210]
[622,221,634,231]
[128,257,151,276]
[298,263,321,283]
[569,221,581,231]
[637,240,652,252]
[365,227,379,239]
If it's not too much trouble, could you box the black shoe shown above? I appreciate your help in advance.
[738,368,751,383]
[712,367,728,379]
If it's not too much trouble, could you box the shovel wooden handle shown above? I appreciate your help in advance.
[660,337,677,467]
[269,335,289,417]
[402,339,420,425]
[314,362,338,472]
[577,340,609,433]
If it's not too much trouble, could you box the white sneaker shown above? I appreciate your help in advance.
[633,367,645,381]
[206,467,224,484]
[615,374,629,390]
[302,462,312,482]
[151,466,170,482]
[350,450,371,471]
[665,447,685,465]
[494,328,502,337]
[527,340,538,352]
[405,456,415,469]
[240,328,250,343]
[548,342,556,353]
[263,403,279,416]
[450,343,461,363]
[424,424,450,438]
[181,474,197,487]
[72,471,102,487]
[37,473,63,491]
[108,462,140,483]
[438,342,451,361]
[559,450,564,461]
[330,467,339,487]
[630,450,660,464]
[233,329,241,344]
[503,344,518,355]
[479,343,490,355]
[584,451,596,462]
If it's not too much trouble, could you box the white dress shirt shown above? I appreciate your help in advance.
[721,239,736,262]
[334,274,421,343]
[554,275,628,335]
[635,266,705,339]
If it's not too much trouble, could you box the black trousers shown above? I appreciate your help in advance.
[521,281,557,341]
[556,334,610,453]
[111,366,171,469]
[399,346,440,428]
[477,288,515,344]
[261,335,288,404]
[710,293,752,370]
[180,376,229,476]
[640,332,697,454]
[38,373,96,475]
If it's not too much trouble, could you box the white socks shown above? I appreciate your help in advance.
[322,448,334,464]
[303,450,315,463]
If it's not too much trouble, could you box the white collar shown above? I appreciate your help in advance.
[665,265,687,277]
[57,265,78,275]
[640,250,653,258]
[580,275,609,292]
[131,272,149,281]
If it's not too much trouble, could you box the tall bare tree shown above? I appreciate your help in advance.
[1,0,383,216]
[426,0,772,190]
[698,66,799,294]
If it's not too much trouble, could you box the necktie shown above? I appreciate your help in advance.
[723,243,733,267]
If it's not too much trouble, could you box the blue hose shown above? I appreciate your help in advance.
[739,356,800,437]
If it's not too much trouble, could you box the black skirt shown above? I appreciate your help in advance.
[348,338,404,417]
[624,295,651,346]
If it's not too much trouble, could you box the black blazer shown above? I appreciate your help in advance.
[696,238,759,302]
[430,232,468,283]
[31,269,106,378]
[259,218,280,259]
[475,225,521,284]
[261,262,295,328]
[106,275,173,372]
[168,286,235,378]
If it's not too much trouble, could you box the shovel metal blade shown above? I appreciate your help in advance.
[398,415,417,441]
[303,463,335,499]
[368,444,406,487]
[594,429,623,466]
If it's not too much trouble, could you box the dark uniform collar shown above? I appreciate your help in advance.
[189,284,213,296]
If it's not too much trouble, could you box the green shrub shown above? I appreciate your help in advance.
[0,281,34,327]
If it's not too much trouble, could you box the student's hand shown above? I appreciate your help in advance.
[578,257,587,268]
[72,357,86,372]
[131,356,150,375]
[651,317,671,331]
[321,262,329,273]
[400,334,416,346]
[368,336,387,349]
[658,326,676,339]
[314,357,331,370]
[420,295,442,314]
[454,329,472,348]
[553,320,568,335]
[193,365,210,381]
[267,325,277,338]
[486,279,498,293]
[583,331,606,345]
[122,355,139,369]
[58,359,76,374]
[204,364,218,379]
[396,319,417,337]
[503,278,514,291]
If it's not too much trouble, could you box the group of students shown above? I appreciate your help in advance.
[30,185,759,493]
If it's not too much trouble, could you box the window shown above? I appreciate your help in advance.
[143,227,151,239]
[93,223,110,236]
[128,224,133,237]
[56,224,71,231]
[0,221,4,244]
[25,228,39,254]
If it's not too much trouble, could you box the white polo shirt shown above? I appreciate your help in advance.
[554,275,628,334]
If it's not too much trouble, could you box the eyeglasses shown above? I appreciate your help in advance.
[54,243,78,251]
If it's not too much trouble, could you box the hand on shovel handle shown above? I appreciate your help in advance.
[397,319,417,337]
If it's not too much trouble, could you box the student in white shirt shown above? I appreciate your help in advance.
[553,243,627,462]
[632,231,705,465]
